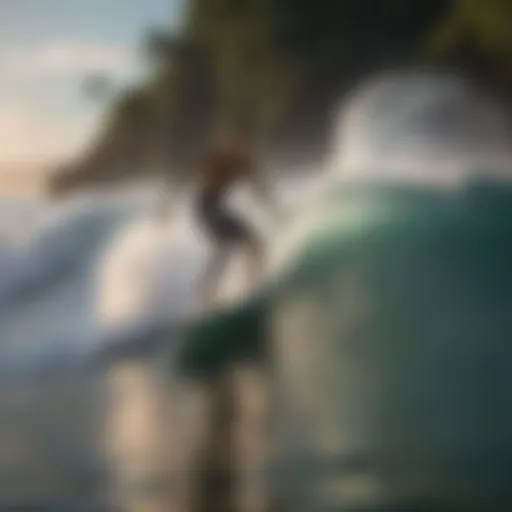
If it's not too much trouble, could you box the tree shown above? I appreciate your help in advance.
[53,0,512,191]
[429,0,512,81]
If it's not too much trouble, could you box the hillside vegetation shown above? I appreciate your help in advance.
[48,0,512,194]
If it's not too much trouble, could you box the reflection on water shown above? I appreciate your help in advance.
[105,359,175,512]
[0,367,107,509]
[0,354,204,511]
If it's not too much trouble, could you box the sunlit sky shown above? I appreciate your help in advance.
[0,0,182,165]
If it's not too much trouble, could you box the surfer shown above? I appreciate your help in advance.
[194,119,278,307]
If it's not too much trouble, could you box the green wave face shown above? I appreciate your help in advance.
[175,179,512,509]
[272,180,512,510]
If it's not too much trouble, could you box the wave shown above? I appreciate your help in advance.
[3,70,512,377]
[0,193,150,372]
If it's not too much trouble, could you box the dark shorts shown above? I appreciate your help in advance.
[197,197,251,243]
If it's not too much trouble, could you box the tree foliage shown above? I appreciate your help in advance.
[429,0,512,79]
[49,0,512,193]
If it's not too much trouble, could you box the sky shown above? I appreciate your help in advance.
[0,0,183,165]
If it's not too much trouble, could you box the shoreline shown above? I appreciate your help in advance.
[0,163,52,196]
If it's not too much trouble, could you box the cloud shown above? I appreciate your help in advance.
[0,41,136,76]
[0,41,139,163]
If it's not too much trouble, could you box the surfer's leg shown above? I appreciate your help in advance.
[196,200,231,308]
[232,226,265,291]
[198,200,261,302]
[242,231,264,293]
[214,208,264,292]
[197,242,230,308]
[211,206,264,292]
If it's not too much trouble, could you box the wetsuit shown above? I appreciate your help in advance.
[196,147,254,243]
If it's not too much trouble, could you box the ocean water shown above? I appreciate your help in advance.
[0,184,283,511]
[0,192,187,511]
[0,172,324,510]
[0,69,511,511]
